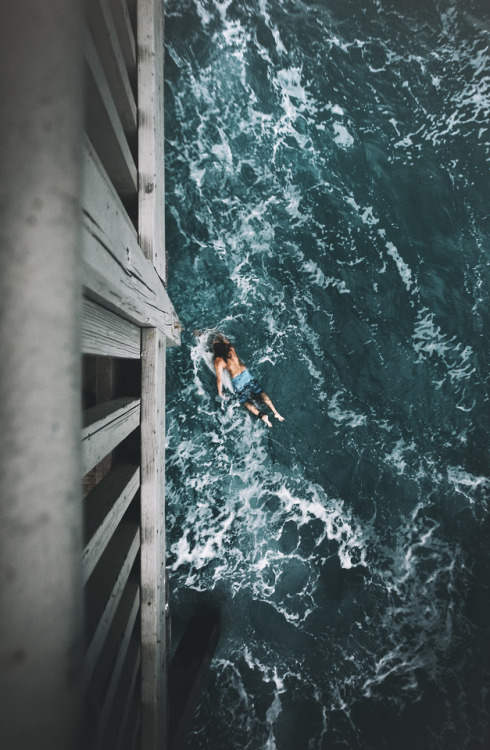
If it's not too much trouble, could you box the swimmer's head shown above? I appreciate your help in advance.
[212,335,232,360]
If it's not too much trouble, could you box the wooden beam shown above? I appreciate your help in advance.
[84,28,138,196]
[81,357,115,493]
[138,0,166,284]
[82,397,140,475]
[108,0,137,82]
[81,141,181,346]
[84,522,140,685]
[82,462,140,583]
[102,635,141,749]
[94,582,140,745]
[87,577,139,699]
[140,328,167,750]
[85,0,137,137]
[116,648,141,750]
[82,297,141,359]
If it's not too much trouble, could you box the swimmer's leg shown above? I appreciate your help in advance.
[260,392,284,421]
[244,400,272,427]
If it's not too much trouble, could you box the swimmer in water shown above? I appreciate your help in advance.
[212,335,284,428]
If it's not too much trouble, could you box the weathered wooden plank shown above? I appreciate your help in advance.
[84,521,140,685]
[140,328,167,750]
[82,297,141,359]
[82,397,140,475]
[84,29,137,196]
[82,462,140,584]
[87,577,139,697]
[102,635,140,750]
[95,581,140,744]
[108,0,137,81]
[115,648,141,750]
[81,141,181,346]
[82,357,115,494]
[138,0,166,284]
[86,0,137,137]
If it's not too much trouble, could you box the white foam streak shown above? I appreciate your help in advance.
[447,466,490,496]
[412,308,476,387]
[385,241,413,292]
[333,122,354,149]
[258,0,287,54]
[346,195,380,226]
[192,0,212,26]
[327,391,367,429]
[302,259,351,294]
[384,438,416,476]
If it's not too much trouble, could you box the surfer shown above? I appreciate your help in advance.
[212,335,284,427]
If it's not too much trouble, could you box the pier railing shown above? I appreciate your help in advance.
[81,1,180,749]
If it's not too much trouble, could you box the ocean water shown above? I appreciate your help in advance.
[163,1,490,748]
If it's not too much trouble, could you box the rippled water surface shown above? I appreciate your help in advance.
[164,1,490,747]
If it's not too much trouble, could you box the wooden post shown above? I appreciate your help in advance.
[0,3,84,750]
[137,0,166,284]
[140,329,167,750]
[138,0,169,745]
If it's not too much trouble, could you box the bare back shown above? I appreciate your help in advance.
[214,345,246,379]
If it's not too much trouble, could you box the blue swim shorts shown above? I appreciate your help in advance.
[231,369,263,405]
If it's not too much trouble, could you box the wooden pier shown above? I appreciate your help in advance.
[0,2,188,749]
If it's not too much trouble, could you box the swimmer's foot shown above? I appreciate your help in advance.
[274,413,285,422]
[261,414,272,428]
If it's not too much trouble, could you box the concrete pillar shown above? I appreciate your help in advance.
[0,3,84,750]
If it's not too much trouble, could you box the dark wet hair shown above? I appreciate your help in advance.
[212,335,233,361]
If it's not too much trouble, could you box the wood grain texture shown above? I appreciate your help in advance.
[84,522,140,685]
[82,397,140,475]
[140,327,167,750]
[84,30,137,195]
[85,0,137,137]
[81,141,181,346]
[94,582,140,747]
[137,0,166,284]
[108,0,137,81]
[82,297,141,359]
[82,462,140,583]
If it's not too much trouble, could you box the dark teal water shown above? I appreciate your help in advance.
[163,1,490,747]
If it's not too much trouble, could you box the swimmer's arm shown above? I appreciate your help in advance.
[214,359,224,397]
